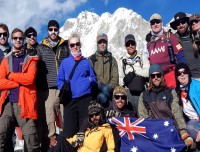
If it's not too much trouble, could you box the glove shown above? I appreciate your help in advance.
[98,82,113,97]
[105,110,121,118]
[72,132,85,148]
[97,93,108,104]
[180,130,194,149]
[123,72,135,84]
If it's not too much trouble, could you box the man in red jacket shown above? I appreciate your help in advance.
[0,28,40,151]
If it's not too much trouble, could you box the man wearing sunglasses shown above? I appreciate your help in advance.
[0,23,11,63]
[0,28,40,151]
[49,100,115,152]
[175,63,200,150]
[189,14,200,60]
[105,86,136,118]
[170,12,200,80]
[24,27,38,56]
[147,13,186,89]
[88,33,119,107]
[36,20,69,151]
[120,34,149,115]
[138,64,195,150]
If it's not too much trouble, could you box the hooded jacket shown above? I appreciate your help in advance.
[0,52,39,119]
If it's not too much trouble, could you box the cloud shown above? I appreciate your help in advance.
[0,0,87,34]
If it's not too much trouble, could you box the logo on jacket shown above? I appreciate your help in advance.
[150,46,165,55]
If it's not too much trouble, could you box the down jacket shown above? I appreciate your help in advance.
[67,123,115,152]
[0,52,38,119]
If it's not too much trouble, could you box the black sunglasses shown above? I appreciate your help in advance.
[125,41,135,47]
[176,19,187,26]
[89,112,100,118]
[114,95,127,100]
[150,73,162,79]
[48,28,58,32]
[177,69,188,76]
[190,20,199,26]
[150,19,161,25]
[27,33,36,38]
[98,39,107,44]
[70,42,80,48]
[13,37,24,41]
[0,32,8,37]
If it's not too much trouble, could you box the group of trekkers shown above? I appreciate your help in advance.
[0,10,200,152]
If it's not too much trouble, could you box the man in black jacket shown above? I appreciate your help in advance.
[24,27,38,56]
[36,20,69,151]
[170,12,200,80]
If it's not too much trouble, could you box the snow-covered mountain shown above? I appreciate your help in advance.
[59,8,150,59]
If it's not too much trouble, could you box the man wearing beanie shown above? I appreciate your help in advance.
[24,27,38,56]
[170,12,200,80]
[146,13,186,89]
[175,63,200,150]
[49,100,115,152]
[88,33,119,107]
[36,19,69,151]
[105,86,136,118]
[138,64,194,150]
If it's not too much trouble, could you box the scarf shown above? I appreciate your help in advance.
[151,29,164,38]
[12,47,24,57]
[47,38,60,48]
[71,51,82,60]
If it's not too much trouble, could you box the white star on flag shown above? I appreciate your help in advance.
[171,147,176,152]
[153,134,158,139]
[164,121,169,127]
[130,146,138,152]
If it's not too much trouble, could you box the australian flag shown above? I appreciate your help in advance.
[108,117,186,152]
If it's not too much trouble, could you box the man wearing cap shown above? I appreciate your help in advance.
[119,34,149,114]
[49,100,115,152]
[170,12,200,80]
[88,33,119,106]
[24,27,38,56]
[138,64,194,150]
[190,14,200,59]
[146,13,186,89]
[36,20,69,151]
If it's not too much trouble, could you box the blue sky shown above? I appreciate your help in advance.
[0,0,199,42]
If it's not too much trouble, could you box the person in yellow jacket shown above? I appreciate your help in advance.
[49,101,115,152]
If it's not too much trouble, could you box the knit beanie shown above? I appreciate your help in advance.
[88,101,102,115]
[149,64,163,76]
[48,20,59,29]
[113,86,127,98]
[24,27,37,37]
[175,63,192,84]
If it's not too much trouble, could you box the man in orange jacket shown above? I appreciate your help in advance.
[0,28,40,152]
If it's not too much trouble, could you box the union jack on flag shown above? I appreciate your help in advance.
[108,117,186,152]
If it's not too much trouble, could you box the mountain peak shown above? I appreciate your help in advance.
[60,7,150,58]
